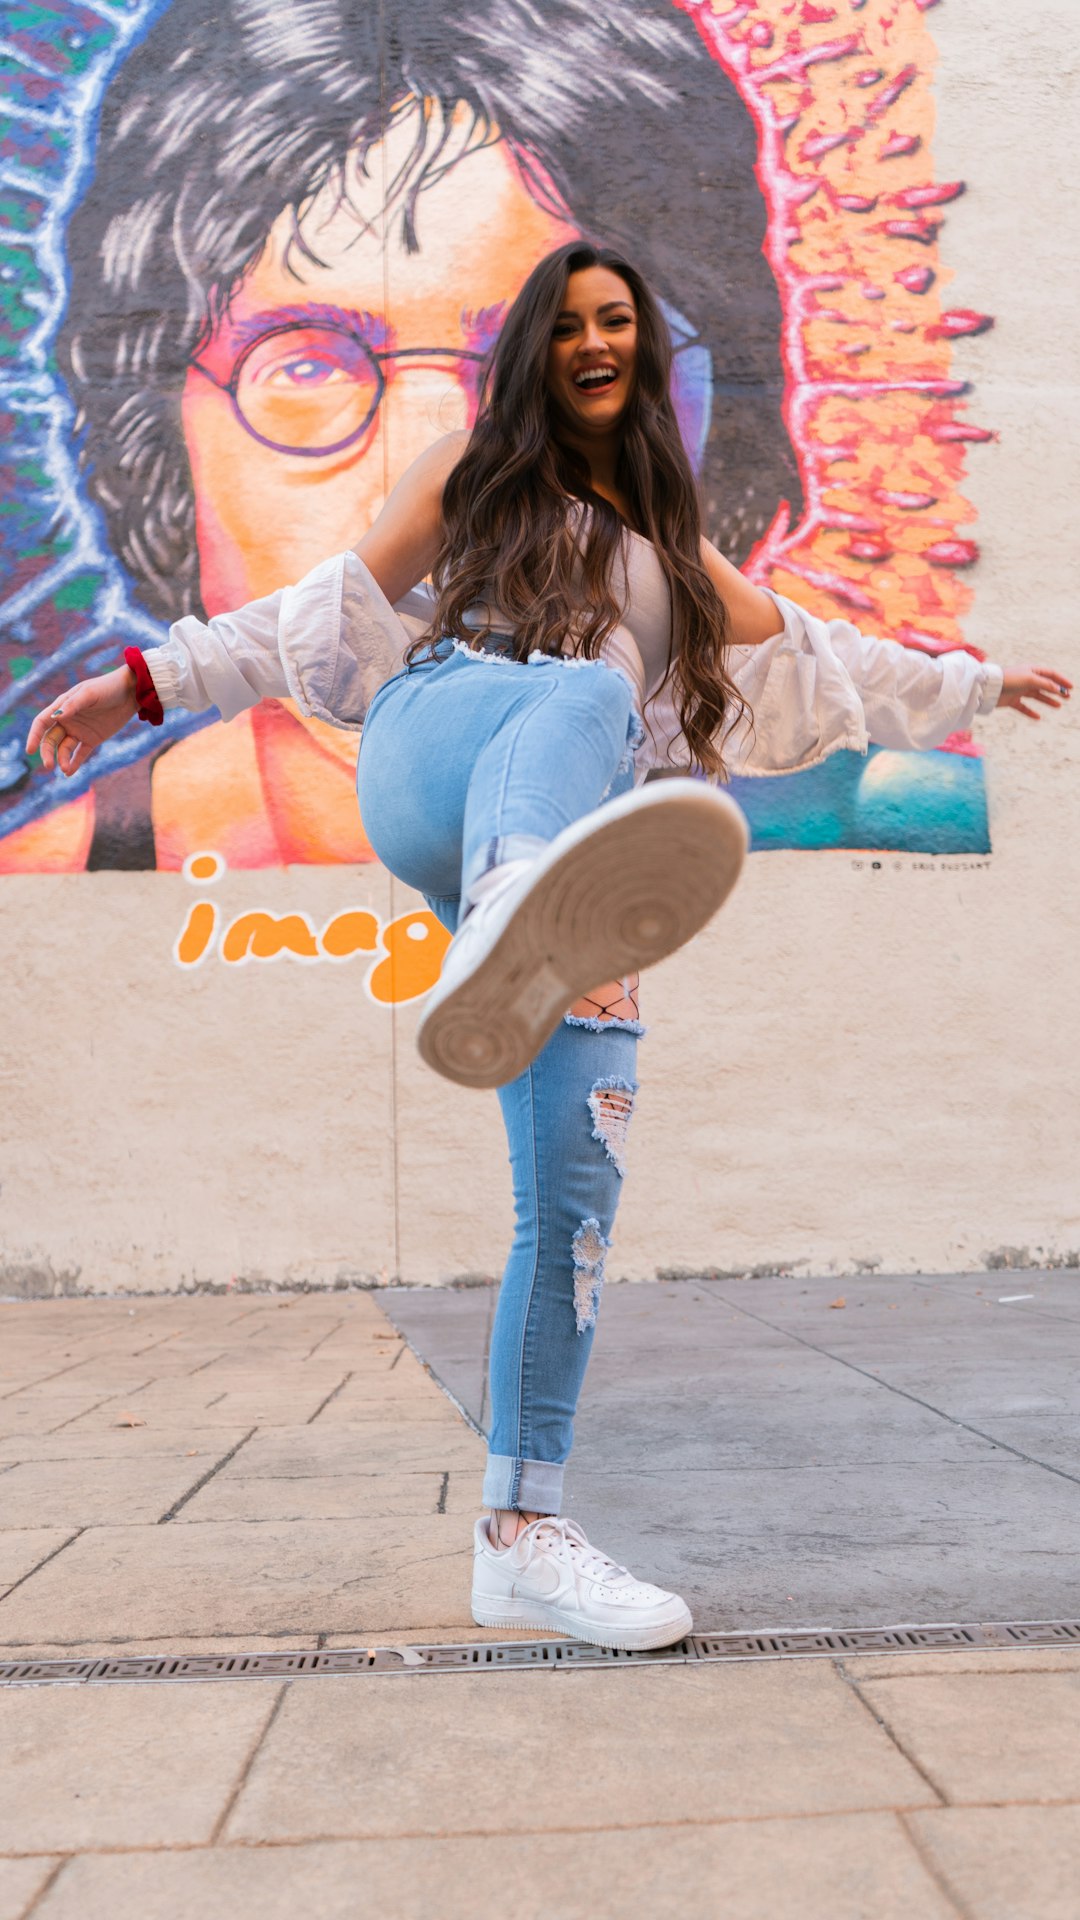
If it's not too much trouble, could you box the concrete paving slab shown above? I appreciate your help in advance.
[971,1413,1080,1477]
[176,1468,468,1523]
[695,1277,1080,1427]
[0,1448,238,1527]
[1,1322,234,1362]
[845,1647,1080,1678]
[0,1388,144,1435]
[226,1662,933,1843]
[0,1857,59,1920]
[0,1346,112,1376]
[0,1681,281,1853]
[40,1355,204,1388]
[855,1269,1080,1330]
[308,1347,456,1401]
[0,1354,92,1393]
[0,1426,250,1463]
[0,1517,474,1645]
[910,1805,1080,1920]
[849,1362,1079,1427]
[382,1274,1080,1630]
[5,1357,193,1396]
[116,1360,362,1389]
[32,1350,246,1384]
[56,1390,340,1436]
[29,1816,958,1920]
[0,1529,74,1595]
[58,1374,353,1429]
[189,1347,411,1380]
[169,1423,484,1480]
[564,1380,993,1470]
[565,1458,1080,1627]
[313,1384,475,1427]
[855,1669,1080,1804]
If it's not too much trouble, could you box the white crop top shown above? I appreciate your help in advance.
[464,506,673,713]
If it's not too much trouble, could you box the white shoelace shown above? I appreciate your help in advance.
[514,1515,633,1588]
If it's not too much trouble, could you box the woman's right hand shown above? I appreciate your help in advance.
[26,665,139,776]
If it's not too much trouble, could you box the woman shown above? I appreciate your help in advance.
[29,243,1071,1650]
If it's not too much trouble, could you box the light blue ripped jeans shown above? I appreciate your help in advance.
[357,640,645,1514]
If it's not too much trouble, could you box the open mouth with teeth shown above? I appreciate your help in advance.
[573,366,619,393]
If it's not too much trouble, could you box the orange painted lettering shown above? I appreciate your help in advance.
[367,910,451,1004]
[174,901,217,968]
[220,911,319,964]
[320,909,380,959]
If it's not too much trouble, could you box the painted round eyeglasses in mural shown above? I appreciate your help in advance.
[190,329,490,460]
[0,0,992,873]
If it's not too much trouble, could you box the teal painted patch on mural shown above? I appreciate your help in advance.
[731,747,990,855]
[52,573,98,612]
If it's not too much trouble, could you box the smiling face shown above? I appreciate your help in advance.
[181,106,575,614]
[544,265,638,447]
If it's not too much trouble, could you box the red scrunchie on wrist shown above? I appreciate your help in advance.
[123,646,164,726]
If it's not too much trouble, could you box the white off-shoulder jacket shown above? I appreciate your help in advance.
[143,549,1002,779]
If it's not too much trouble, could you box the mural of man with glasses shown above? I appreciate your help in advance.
[3,0,795,871]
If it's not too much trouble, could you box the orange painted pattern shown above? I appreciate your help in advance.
[690,0,989,739]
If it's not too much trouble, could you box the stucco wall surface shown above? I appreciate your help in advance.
[2,0,1077,1293]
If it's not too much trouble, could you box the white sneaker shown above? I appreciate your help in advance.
[417,779,747,1088]
[471,1514,694,1651]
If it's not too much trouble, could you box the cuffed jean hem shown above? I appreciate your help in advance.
[482,1453,565,1515]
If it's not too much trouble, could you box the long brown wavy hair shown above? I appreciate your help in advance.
[420,241,747,775]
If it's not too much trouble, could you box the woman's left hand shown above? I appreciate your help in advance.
[997,666,1073,720]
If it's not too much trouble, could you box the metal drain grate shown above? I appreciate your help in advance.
[3,1618,1080,1687]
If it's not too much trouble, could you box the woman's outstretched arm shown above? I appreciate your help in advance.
[27,432,467,776]
[645,557,1071,776]
[700,536,1072,725]
[809,606,1070,748]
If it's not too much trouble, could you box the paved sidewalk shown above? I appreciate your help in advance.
[1,1289,1078,1918]
[386,1267,1080,1626]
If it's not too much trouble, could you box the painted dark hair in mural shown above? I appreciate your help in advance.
[59,0,801,626]
[432,241,744,775]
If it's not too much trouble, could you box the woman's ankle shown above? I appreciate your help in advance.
[487,1507,541,1549]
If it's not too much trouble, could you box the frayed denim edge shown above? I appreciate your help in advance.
[563,1012,647,1036]
[587,1075,637,1179]
[571,1216,612,1333]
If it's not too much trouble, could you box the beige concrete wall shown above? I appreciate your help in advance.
[3,0,1077,1294]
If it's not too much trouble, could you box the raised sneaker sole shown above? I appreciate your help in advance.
[417,779,748,1090]
[471,1593,694,1653]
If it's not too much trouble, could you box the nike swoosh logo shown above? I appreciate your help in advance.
[515,1562,563,1598]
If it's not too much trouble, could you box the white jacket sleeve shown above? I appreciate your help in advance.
[143,585,291,721]
[825,617,1003,751]
[640,589,1002,777]
[142,551,419,730]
